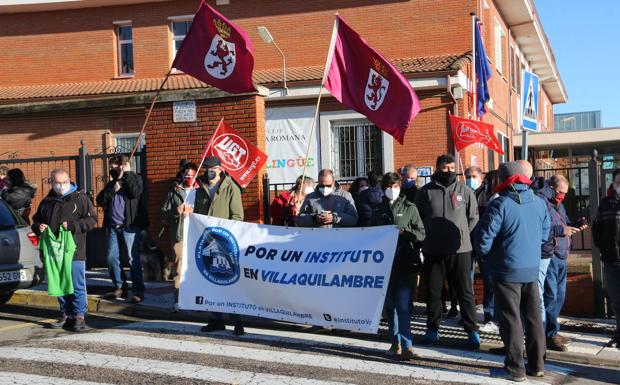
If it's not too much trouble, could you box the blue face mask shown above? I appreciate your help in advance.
[403,178,415,189]
[466,177,481,190]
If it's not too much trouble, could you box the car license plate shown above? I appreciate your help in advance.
[0,270,26,283]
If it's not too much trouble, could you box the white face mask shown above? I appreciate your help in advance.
[304,186,314,195]
[385,188,400,201]
[53,182,71,196]
[319,186,333,196]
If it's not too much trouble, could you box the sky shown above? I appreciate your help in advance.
[536,1,620,127]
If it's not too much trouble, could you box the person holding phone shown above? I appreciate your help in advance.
[536,174,588,351]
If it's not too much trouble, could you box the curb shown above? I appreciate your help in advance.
[9,289,620,368]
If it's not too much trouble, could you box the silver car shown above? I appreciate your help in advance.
[0,198,43,305]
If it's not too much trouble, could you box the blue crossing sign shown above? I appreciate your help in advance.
[521,70,540,132]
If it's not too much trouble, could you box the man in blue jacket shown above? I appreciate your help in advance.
[537,174,587,351]
[476,161,551,382]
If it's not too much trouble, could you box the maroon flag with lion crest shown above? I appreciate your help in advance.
[172,0,256,94]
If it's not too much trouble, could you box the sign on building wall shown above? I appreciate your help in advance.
[173,100,197,122]
[521,70,540,132]
[265,106,320,185]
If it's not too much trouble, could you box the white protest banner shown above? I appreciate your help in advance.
[179,214,398,333]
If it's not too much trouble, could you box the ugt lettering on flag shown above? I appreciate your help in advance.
[203,120,267,188]
[323,16,421,144]
[172,0,256,94]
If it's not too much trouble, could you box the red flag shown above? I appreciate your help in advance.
[203,120,267,188]
[323,16,421,144]
[172,1,256,94]
[449,115,504,154]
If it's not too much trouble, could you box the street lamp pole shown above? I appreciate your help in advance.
[257,26,288,95]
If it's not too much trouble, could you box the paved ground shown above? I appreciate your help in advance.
[1,304,620,385]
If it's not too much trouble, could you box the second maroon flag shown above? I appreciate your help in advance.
[172,0,256,94]
[323,16,421,144]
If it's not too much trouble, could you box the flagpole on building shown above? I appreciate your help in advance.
[300,16,339,186]
[129,67,174,161]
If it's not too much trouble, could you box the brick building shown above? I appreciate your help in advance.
[0,0,567,227]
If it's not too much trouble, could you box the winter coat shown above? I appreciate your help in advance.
[193,175,244,221]
[593,187,620,263]
[415,179,478,255]
[32,185,97,261]
[1,182,36,223]
[161,182,198,243]
[536,185,572,260]
[96,171,149,229]
[371,196,425,287]
[356,186,383,227]
[296,182,358,228]
[475,183,551,283]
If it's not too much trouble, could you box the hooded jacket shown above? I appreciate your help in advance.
[32,184,98,261]
[296,181,358,228]
[475,183,551,283]
[592,186,620,263]
[415,178,478,255]
[96,171,149,229]
[356,186,384,227]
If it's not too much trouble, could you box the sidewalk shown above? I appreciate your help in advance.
[9,269,620,367]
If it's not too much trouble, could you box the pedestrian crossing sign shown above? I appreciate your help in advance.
[521,70,540,132]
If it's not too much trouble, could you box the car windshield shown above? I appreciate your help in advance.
[0,200,17,229]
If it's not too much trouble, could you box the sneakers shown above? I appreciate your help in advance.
[48,315,68,329]
[467,331,481,350]
[546,336,568,352]
[490,367,526,382]
[401,347,419,360]
[422,330,439,345]
[233,324,245,336]
[479,321,499,333]
[385,343,402,356]
[201,321,226,333]
[71,317,88,332]
[103,288,123,300]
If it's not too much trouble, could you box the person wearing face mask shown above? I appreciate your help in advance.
[161,162,199,308]
[371,172,425,360]
[97,155,149,304]
[296,169,358,228]
[32,168,97,332]
[592,169,620,349]
[465,166,484,198]
[415,154,480,349]
[182,156,245,335]
[399,164,418,203]
[356,171,384,227]
[270,175,315,226]
[536,174,587,351]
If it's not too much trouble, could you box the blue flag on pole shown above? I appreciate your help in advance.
[475,18,492,118]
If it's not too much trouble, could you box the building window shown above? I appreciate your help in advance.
[114,134,144,173]
[494,20,505,73]
[330,120,383,179]
[498,132,510,164]
[116,23,134,76]
[517,59,523,95]
[171,19,193,60]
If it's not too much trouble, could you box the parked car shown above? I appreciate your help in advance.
[0,197,42,305]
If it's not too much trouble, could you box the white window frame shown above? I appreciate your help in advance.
[169,15,194,69]
[494,19,505,74]
[319,110,393,179]
[114,20,134,77]
[498,131,509,163]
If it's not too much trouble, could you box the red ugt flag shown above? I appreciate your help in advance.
[324,16,421,144]
[203,120,267,188]
[449,115,504,154]
[172,0,256,94]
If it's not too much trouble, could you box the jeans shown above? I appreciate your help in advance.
[538,258,551,323]
[424,252,479,333]
[494,280,545,378]
[106,226,145,296]
[604,261,620,338]
[58,260,87,317]
[544,256,567,338]
[478,260,495,319]
[385,285,413,349]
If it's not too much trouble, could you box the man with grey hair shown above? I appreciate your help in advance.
[399,164,418,203]
[32,168,97,332]
[475,161,550,381]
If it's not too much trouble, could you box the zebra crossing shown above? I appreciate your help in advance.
[0,320,569,385]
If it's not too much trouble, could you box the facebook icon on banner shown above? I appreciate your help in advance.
[521,70,540,131]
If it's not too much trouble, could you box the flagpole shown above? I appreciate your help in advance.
[299,16,339,188]
[471,13,477,121]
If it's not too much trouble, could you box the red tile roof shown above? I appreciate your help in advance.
[0,53,469,103]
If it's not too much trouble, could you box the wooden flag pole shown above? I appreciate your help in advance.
[129,67,174,161]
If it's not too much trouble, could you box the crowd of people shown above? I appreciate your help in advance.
[2,153,620,382]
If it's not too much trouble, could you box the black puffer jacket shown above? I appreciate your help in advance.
[593,189,620,263]
[96,171,149,229]
[32,185,97,261]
